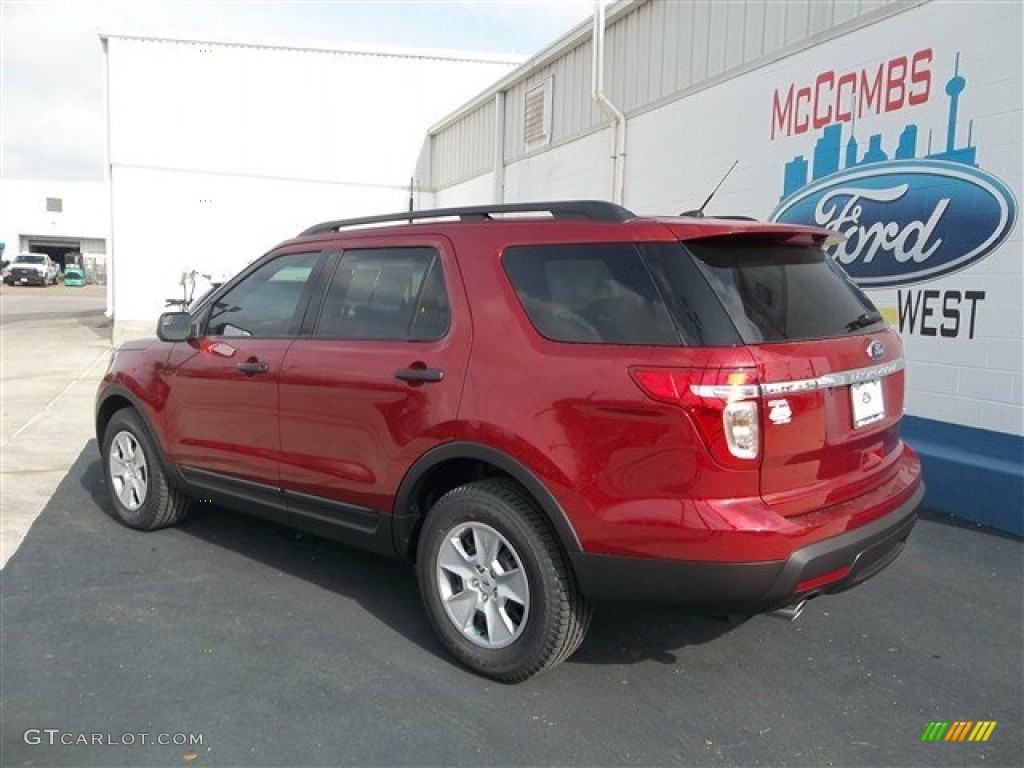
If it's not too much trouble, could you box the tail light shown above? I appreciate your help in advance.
[630,367,761,468]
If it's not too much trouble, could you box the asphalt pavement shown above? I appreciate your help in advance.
[2,443,1021,767]
[1,284,1022,767]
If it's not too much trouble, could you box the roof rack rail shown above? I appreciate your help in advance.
[299,200,635,237]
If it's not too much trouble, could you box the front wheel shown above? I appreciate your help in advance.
[101,409,189,530]
[417,478,591,682]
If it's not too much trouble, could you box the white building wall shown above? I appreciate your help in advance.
[104,34,519,342]
[431,100,497,189]
[503,130,613,202]
[432,174,494,209]
[109,166,409,328]
[0,180,108,261]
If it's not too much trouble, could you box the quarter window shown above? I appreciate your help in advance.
[502,243,683,345]
[206,252,319,338]
[316,247,449,341]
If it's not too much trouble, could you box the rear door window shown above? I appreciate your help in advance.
[315,247,449,341]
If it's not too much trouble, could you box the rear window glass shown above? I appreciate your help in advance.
[681,241,884,343]
[503,243,744,346]
[503,240,885,347]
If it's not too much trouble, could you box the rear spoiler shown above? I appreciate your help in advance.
[656,218,832,246]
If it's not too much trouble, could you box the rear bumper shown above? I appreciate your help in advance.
[570,482,923,614]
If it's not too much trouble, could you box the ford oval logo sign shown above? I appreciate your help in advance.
[770,159,1018,288]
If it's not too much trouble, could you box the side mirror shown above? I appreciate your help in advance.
[157,312,195,342]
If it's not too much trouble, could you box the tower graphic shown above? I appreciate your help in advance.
[945,53,966,154]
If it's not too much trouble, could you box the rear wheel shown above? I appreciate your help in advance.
[417,478,591,682]
[101,409,189,530]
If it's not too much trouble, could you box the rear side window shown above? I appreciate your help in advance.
[502,243,739,345]
[315,247,449,341]
[681,241,884,343]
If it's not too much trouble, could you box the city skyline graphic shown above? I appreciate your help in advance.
[780,53,977,200]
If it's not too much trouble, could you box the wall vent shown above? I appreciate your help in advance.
[524,78,553,147]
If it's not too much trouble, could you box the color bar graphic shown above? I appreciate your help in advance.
[921,721,996,742]
[968,722,997,742]
[945,721,973,741]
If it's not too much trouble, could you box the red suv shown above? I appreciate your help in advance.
[96,201,923,681]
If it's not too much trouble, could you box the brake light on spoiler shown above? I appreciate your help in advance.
[630,367,761,468]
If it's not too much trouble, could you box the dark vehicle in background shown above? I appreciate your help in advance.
[95,201,923,682]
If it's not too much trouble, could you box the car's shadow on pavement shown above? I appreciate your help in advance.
[79,443,735,670]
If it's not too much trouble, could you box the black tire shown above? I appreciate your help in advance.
[101,408,189,530]
[417,477,591,682]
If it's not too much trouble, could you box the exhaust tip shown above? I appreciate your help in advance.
[769,600,806,622]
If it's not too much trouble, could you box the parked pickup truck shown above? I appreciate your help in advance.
[4,253,59,286]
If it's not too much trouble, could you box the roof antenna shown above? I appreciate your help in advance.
[682,160,738,218]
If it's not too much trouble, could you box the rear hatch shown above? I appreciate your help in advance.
[653,226,905,517]
[502,224,907,520]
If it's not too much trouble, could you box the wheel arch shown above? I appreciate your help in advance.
[95,388,175,478]
[96,387,144,443]
[392,442,583,563]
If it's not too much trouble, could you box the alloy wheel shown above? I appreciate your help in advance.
[435,521,531,649]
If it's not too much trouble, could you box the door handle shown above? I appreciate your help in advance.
[394,366,444,383]
[235,359,269,375]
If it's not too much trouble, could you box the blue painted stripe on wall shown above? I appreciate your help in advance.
[902,416,1023,536]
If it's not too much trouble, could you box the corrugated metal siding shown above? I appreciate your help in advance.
[429,0,911,181]
[605,0,906,114]
[431,99,495,187]
[504,41,603,161]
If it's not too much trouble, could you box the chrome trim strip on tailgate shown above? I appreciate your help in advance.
[761,358,905,396]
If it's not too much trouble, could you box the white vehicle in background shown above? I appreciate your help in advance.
[3,253,59,286]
